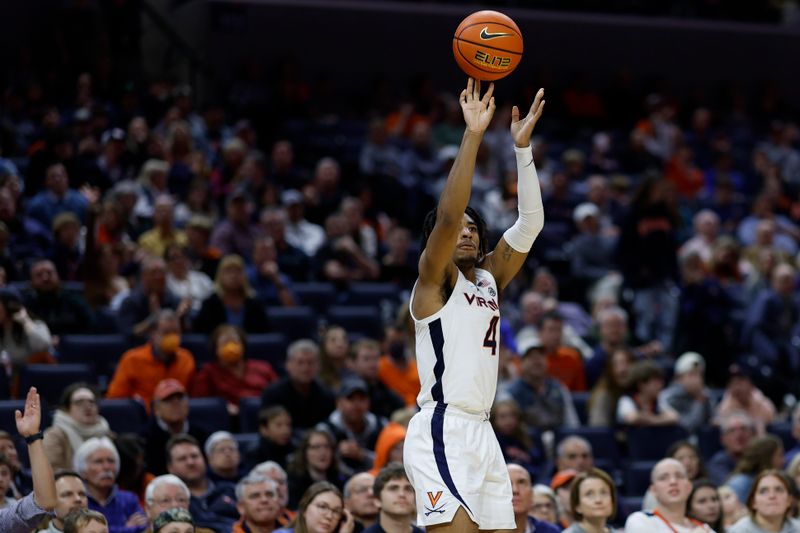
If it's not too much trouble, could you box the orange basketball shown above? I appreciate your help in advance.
[452,10,523,81]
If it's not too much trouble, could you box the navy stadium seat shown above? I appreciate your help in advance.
[344,282,400,306]
[266,306,318,340]
[247,333,288,374]
[293,283,337,314]
[188,398,230,434]
[571,391,590,425]
[767,423,794,451]
[58,334,129,379]
[239,397,262,433]
[181,334,212,364]
[99,399,148,434]
[624,460,657,496]
[326,306,383,340]
[697,425,721,460]
[616,496,643,525]
[626,425,689,460]
[555,427,619,466]
[233,433,259,453]
[0,400,51,436]
[20,364,94,405]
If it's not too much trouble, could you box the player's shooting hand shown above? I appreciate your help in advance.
[461,78,496,135]
[511,88,545,148]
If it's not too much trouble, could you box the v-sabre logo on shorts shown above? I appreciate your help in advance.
[425,491,446,516]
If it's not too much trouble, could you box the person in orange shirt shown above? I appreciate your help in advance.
[378,337,420,408]
[538,311,587,392]
[106,309,195,411]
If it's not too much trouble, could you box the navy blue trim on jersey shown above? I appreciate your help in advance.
[428,318,472,516]
[430,318,446,402]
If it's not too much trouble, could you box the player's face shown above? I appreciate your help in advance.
[575,477,613,522]
[453,213,481,268]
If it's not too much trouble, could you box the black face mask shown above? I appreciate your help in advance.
[389,341,406,363]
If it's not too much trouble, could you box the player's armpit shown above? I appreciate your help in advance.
[484,236,529,290]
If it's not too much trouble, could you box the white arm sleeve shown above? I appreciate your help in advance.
[502,144,544,253]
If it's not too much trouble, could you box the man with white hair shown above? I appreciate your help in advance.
[232,475,280,533]
[624,458,713,532]
[73,437,148,533]
[205,432,244,483]
[144,475,190,521]
[249,462,295,528]
[260,340,335,429]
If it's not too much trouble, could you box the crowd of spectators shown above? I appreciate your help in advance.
[1,2,800,530]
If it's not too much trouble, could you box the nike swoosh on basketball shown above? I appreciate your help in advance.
[480,27,513,40]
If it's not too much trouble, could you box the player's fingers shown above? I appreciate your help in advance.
[534,100,546,120]
[460,89,468,104]
[489,96,496,113]
[475,79,481,100]
[482,82,494,105]
[511,105,520,122]
[530,88,544,115]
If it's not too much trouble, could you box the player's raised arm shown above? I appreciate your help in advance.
[484,88,546,290]
[417,78,495,289]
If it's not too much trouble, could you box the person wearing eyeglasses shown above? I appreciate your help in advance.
[143,475,213,533]
[275,481,354,533]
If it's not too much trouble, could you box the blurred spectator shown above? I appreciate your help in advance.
[165,435,238,533]
[561,469,617,533]
[50,213,84,282]
[184,216,222,280]
[707,411,757,486]
[686,479,724,532]
[347,338,404,419]
[679,209,720,268]
[63,509,109,533]
[116,257,186,341]
[0,187,52,280]
[210,190,262,261]
[137,195,187,259]
[23,259,94,336]
[303,158,344,226]
[567,202,618,296]
[248,462,295,528]
[615,176,680,349]
[205,432,244,484]
[316,377,385,473]
[267,140,308,191]
[555,437,593,474]
[737,194,800,254]
[84,244,129,311]
[658,352,714,433]
[286,430,345,509]
[507,465,560,533]
[176,180,218,229]
[362,463,421,533]
[164,245,214,315]
[190,324,278,415]
[368,418,407,478]
[359,119,401,179]
[114,435,151,510]
[246,237,296,307]
[784,404,800,467]
[624,459,697,532]
[715,364,776,433]
[585,306,630,388]
[531,484,559,526]
[258,206,312,282]
[73,437,147,533]
[314,213,379,286]
[244,406,294,471]
[143,475,190,523]
[260,340,336,430]
[280,192,325,259]
[279,481,350,533]
[727,470,795,533]
[340,197,378,260]
[192,255,269,334]
[40,471,89,533]
[719,484,747,529]
[44,384,112,472]
[0,287,53,375]
[319,325,351,392]
[343,472,378,530]
[550,469,577,529]
[500,336,579,431]
[232,474,281,533]
[0,431,32,497]
[588,347,633,427]
[616,360,679,426]
[538,311,586,392]
[143,379,208,477]
[107,310,196,410]
[667,441,707,482]
[491,398,543,477]
[26,163,89,228]
[378,318,420,408]
[726,434,784,504]
[379,226,417,289]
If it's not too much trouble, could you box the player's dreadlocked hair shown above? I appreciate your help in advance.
[420,205,489,262]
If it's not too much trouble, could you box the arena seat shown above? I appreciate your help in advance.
[326,306,384,340]
[233,432,259,453]
[239,397,262,434]
[20,364,94,405]
[555,427,619,466]
[188,397,230,434]
[767,422,794,451]
[246,333,289,374]
[344,282,400,306]
[181,334,212,364]
[697,425,722,460]
[0,400,49,435]
[58,334,129,379]
[266,306,318,340]
[99,399,148,434]
[570,391,590,425]
[625,425,689,460]
[293,282,338,314]
[624,460,657,496]
[616,496,643,525]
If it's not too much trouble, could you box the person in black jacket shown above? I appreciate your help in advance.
[243,406,295,471]
[192,254,269,334]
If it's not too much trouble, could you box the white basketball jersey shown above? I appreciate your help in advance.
[410,267,501,414]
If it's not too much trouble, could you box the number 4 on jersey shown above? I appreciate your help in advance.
[483,316,500,355]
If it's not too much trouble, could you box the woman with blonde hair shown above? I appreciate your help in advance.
[192,255,269,334]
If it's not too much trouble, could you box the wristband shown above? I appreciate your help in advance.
[24,431,43,444]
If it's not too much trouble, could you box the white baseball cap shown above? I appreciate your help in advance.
[674,351,705,375]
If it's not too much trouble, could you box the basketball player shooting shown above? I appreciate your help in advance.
[403,77,545,532]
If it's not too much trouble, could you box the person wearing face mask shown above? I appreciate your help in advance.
[107,310,196,412]
[190,324,278,417]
